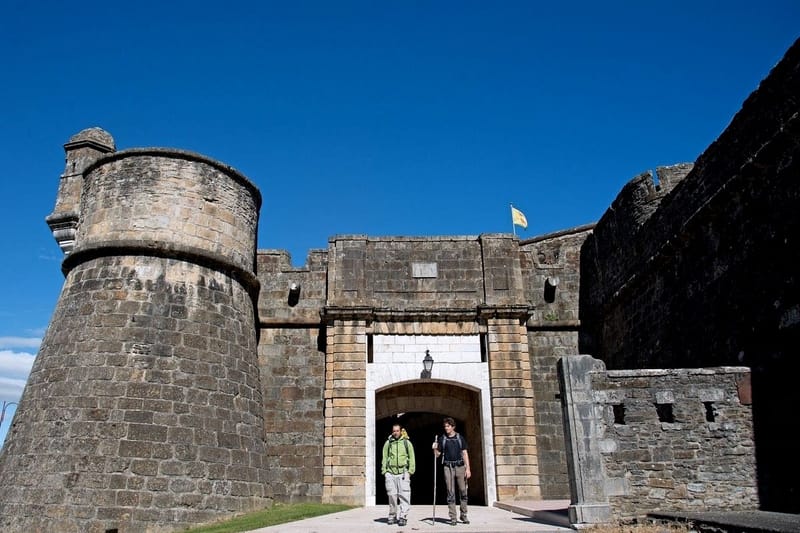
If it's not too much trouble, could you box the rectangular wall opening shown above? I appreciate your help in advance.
[704,401,716,422]
[612,403,626,425]
[655,403,674,423]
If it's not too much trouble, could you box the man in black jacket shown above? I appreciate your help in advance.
[432,417,471,525]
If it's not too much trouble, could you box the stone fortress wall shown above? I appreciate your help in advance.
[520,226,593,499]
[0,137,272,532]
[0,35,795,533]
[316,234,539,505]
[579,36,800,513]
[255,249,328,502]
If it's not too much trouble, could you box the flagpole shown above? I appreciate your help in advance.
[510,204,516,236]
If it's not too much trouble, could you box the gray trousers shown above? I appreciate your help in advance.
[385,471,411,520]
[442,464,468,520]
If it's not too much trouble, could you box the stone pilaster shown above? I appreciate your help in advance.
[487,316,540,500]
[322,319,367,504]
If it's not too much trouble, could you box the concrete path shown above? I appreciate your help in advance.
[248,501,573,533]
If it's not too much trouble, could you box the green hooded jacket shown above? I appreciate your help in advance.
[381,432,416,475]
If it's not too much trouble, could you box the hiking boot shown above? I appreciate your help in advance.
[397,518,407,526]
[461,516,470,524]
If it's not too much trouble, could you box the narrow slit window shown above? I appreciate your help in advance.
[655,403,674,423]
[704,401,716,422]
[480,333,488,363]
[612,403,626,425]
[367,334,374,363]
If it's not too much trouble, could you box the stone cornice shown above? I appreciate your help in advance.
[477,304,534,320]
[63,138,115,152]
[321,304,534,323]
[62,240,261,304]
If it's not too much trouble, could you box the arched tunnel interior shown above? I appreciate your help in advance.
[374,381,486,507]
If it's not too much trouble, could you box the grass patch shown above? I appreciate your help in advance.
[182,502,355,533]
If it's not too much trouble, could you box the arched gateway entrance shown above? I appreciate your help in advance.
[374,382,487,506]
[356,333,501,506]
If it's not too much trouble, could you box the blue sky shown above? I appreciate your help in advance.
[0,1,797,444]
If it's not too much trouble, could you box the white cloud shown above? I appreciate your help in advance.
[0,350,36,380]
[26,327,48,338]
[0,337,41,350]
[0,351,35,404]
[0,376,27,404]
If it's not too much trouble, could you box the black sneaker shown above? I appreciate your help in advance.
[461,517,470,524]
[387,518,396,525]
[449,518,457,525]
[397,518,407,526]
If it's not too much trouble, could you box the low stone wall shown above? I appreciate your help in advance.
[559,355,756,525]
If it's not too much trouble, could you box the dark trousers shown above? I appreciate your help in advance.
[442,464,468,520]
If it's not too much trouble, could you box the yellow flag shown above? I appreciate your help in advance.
[511,206,528,229]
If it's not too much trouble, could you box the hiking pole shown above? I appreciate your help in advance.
[432,434,438,525]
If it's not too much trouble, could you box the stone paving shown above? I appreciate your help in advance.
[248,502,572,533]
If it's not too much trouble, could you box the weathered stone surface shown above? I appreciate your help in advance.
[0,150,270,532]
[580,37,800,512]
[564,357,756,523]
[4,36,797,532]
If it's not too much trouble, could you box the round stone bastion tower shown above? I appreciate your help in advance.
[0,128,270,532]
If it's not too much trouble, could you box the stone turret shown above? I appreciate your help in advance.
[0,131,270,532]
[46,127,116,255]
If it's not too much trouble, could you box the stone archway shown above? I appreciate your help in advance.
[374,380,487,506]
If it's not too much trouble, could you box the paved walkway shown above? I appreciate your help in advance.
[248,501,573,533]
[243,500,800,533]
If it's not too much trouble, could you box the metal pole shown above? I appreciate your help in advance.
[0,401,18,429]
[432,434,438,525]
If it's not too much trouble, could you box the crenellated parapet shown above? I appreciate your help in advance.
[580,163,693,306]
[521,223,594,328]
[256,248,328,325]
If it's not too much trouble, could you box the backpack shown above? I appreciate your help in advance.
[383,434,411,471]
[388,436,410,455]
[386,429,410,455]
[438,433,464,463]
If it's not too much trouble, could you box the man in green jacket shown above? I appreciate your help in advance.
[381,424,416,526]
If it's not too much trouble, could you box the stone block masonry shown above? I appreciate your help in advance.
[322,319,369,504]
[578,37,800,512]
[0,137,271,533]
[487,317,540,501]
[559,355,756,525]
[256,249,328,502]
[521,226,593,499]
[6,38,798,529]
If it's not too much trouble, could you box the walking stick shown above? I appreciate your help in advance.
[432,435,438,525]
